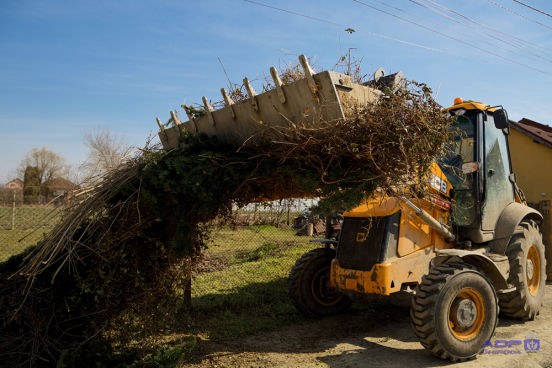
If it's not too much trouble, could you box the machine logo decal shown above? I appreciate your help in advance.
[430,174,447,194]
[356,232,368,242]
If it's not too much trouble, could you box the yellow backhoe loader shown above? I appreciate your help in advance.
[157,55,546,362]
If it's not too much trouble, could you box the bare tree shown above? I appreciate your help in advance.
[18,147,69,186]
[81,127,132,179]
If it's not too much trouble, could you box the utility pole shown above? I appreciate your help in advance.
[347,47,357,76]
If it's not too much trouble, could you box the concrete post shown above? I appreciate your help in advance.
[307,223,314,237]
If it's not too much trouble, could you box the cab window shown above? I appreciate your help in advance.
[440,113,477,227]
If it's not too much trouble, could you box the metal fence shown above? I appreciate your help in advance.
[0,196,326,273]
[0,194,331,335]
[3,196,550,280]
[0,192,64,261]
[0,195,336,353]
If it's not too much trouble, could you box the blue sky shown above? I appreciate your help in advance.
[1,0,551,182]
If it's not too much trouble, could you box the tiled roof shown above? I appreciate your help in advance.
[511,118,552,149]
[46,177,75,190]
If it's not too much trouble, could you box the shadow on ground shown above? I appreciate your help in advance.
[182,276,450,367]
[181,279,552,367]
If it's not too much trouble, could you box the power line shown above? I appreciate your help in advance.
[378,0,496,48]
[396,0,552,66]
[242,0,439,52]
[385,0,540,63]
[512,0,552,19]
[352,0,552,76]
[486,0,552,31]
[412,0,524,50]
[410,0,552,64]
[243,0,552,76]
[423,0,549,54]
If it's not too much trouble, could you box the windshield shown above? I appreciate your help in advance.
[439,111,478,227]
[440,114,476,175]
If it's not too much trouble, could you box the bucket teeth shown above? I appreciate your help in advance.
[299,55,317,94]
[181,104,195,122]
[181,104,200,132]
[243,77,259,111]
[221,88,234,106]
[202,96,214,112]
[170,110,182,126]
[221,88,236,119]
[374,67,385,82]
[270,67,286,104]
[155,117,165,131]
[243,77,257,97]
[202,96,216,126]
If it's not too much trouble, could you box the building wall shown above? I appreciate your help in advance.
[508,129,552,203]
[6,181,23,191]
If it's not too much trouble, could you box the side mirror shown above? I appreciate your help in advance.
[494,108,510,129]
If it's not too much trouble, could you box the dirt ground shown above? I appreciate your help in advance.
[184,284,552,367]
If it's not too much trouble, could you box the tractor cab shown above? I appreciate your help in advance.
[442,98,518,244]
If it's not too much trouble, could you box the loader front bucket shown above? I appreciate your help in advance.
[157,55,405,150]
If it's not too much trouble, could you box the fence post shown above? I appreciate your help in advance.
[287,204,290,226]
[306,223,314,237]
[11,190,16,230]
[183,257,192,308]
[325,215,332,239]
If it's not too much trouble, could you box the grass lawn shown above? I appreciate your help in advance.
[119,225,320,351]
[188,225,315,338]
[105,225,319,365]
[186,225,316,338]
[0,206,62,261]
[0,229,50,261]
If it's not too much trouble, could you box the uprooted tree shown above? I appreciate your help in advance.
[0,79,453,366]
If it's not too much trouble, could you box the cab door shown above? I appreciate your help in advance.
[481,114,514,230]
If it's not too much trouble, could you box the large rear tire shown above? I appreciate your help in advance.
[499,219,546,320]
[410,262,498,362]
[288,248,351,317]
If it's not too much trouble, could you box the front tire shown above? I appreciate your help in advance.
[499,219,546,320]
[410,262,498,361]
[288,248,351,317]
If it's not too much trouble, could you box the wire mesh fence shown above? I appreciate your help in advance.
[0,195,330,283]
[185,199,342,337]
[0,193,339,353]
[0,193,342,337]
[0,192,65,261]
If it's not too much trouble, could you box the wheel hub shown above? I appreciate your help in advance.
[455,298,477,328]
[311,267,343,306]
[526,258,534,280]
